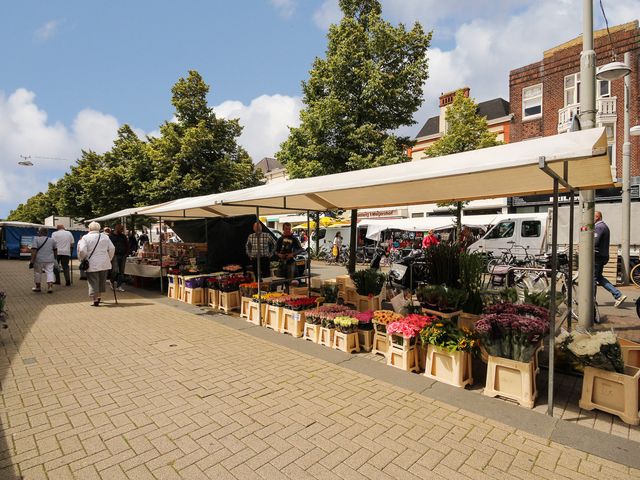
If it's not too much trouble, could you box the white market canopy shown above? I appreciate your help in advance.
[134,128,613,218]
[87,207,153,223]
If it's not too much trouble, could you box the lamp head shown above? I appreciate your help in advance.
[630,125,640,137]
[596,61,631,81]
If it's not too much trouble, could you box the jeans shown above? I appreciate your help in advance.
[594,257,622,299]
[57,255,71,285]
[251,257,272,281]
[111,255,127,286]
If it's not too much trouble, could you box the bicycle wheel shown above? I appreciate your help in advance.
[630,262,640,288]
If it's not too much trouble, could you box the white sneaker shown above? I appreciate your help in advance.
[614,295,627,308]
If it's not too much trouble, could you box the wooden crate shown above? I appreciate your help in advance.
[247,301,266,325]
[208,289,219,309]
[458,313,479,331]
[281,310,305,338]
[290,286,310,296]
[372,330,388,356]
[422,308,463,323]
[425,345,473,388]
[579,365,640,425]
[358,329,374,353]
[303,323,321,343]
[333,331,360,354]
[219,291,240,313]
[336,275,354,293]
[387,345,419,372]
[240,297,252,318]
[167,274,179,299]
[319,327,335,348]
[183,287,205,306]
[264,305,283,331]
[484,355,537,408]
[417,344,428,372]
[353,293,384,312]
[177,276,185,302]
[619,339,640,368]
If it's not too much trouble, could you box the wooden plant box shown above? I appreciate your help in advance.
[281,309,305,337]
[423,308,463,323]
[208,289,219,309]
[247,301,266,325]
[319,327,335,347]
[484,354,537,408]
[389,334,417,352]
[358,329,374,353]
[425,345,473,388]
[240,296,252,318]
[387,345,419,372]
[372,330,388,357]
[353,293,384,312]
[167,274,179,299]
[458,313,479,331]
[417,344,428,372]
[336,275,354,293]
[290,286,310,296]
[177,276,185,303]
[264,305,283,331]
[219,291,240,313]
[184,287,205,306]
[303,323,321,343]
[333,331,360,354]
[579,365,640,425]
[619,339,640,368]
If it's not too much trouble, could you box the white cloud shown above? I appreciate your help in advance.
[313,0,341,29]
[214,94,303,162]
[269,0,296,18]
[34,20,60,41]
[0,88,132,218]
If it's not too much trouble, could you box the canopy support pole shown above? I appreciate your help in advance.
[306,210,311,296]
[256,207,262,327]
[547,178,559,417]
[159,217,164,293]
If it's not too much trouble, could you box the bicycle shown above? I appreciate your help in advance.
[630,261,640,288]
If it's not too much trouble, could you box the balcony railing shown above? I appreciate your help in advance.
[557,97,617,132]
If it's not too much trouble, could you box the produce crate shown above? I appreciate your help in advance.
[333,331,360,354]
[579,365,640,425]
[425,345,473,388]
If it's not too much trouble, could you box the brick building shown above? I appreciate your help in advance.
[509,21,640,189]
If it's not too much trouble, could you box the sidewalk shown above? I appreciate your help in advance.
[1,259,639,479]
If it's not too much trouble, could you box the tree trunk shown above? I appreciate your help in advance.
[456,202,463,240]
[348,209,358,274]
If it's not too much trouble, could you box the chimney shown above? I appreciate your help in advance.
[439,87,470,133]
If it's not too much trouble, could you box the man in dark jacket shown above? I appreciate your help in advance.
[109,224,129,292]
[276,223,303,280]
[594,211,626,309]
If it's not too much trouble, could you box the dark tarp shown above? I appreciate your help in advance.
[1,224,85,259]
[169,215,275,272]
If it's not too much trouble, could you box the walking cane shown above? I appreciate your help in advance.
[70,258,73,285]
[112,275,118,305]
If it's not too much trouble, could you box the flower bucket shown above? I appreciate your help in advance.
[579,365,640,425]
[425,345,473,388]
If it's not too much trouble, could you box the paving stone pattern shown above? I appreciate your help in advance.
[1,260,639,479]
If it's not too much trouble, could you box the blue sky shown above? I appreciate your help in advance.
[0,0,636,219]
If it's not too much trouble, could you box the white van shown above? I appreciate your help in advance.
[468,213,548,259]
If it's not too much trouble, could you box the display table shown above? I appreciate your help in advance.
[125,261,164,278]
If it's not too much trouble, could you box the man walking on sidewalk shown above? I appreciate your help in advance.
[594,211,626,309]
[109,224,129,292]
[52,224,75,286]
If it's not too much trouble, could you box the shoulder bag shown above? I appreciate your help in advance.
[29,237,49,269]
[79,234,100,272]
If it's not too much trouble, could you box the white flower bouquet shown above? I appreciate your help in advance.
[556,329,624,373]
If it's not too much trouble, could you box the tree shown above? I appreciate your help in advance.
[277,0,431,271]
[425,90,502,237]
[144,71,262,203]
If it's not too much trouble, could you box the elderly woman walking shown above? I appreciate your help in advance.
[78,222,115,306]
[30,227,58,293]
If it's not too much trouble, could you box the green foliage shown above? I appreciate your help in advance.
[424,243,461,287]
[320,284,339,303]
[420,320,478,353]
[426,90,502,235]
[416,285,468,312]
[523,288,563,309]
[10,71,263,221]
[277,0,431,178]
[459,252,485,314]
[350,268,386,296]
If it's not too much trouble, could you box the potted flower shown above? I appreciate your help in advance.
[302,305,350,343]
[475,303,549,407]
[320,284,339,305]
[385,315,432,372]
[355,310,374,352]
[421,321,477,388]
[557,330,639,425]
[332,315,360,353]
[349,269,386,311]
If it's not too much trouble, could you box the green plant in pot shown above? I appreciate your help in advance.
[459,252,485,314]
[320,284,338,303]
[416,285,444,308]
[425,243,461,287]
[350,269,386,297]
[437,287,468,312]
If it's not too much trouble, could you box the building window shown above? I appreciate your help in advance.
[564,73,580,106]
[597,79,610,98]
[522,84,542,119]
[411,213,424,218]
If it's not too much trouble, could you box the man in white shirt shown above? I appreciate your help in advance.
[52,224,75,286]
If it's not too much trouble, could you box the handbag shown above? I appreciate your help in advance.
[79,234,100,272]
[29,237,49,269]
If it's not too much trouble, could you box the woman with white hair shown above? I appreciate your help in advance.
[78,222,115,306]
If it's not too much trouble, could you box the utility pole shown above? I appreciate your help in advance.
[577,0,596,328]
[621,51,631,285]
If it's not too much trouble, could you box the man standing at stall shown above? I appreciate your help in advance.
[245,222,276,281]
[276,222,303,280]
[109,224,129,292]
[52,224,75,286]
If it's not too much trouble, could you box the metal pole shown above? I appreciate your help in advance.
[621,51,631,285]
[306,210,311,296]
[577,0,596,328]
[256,207,262,326]
[159,217,164,293]
[568,191,575,331]
[548,178,559,417]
